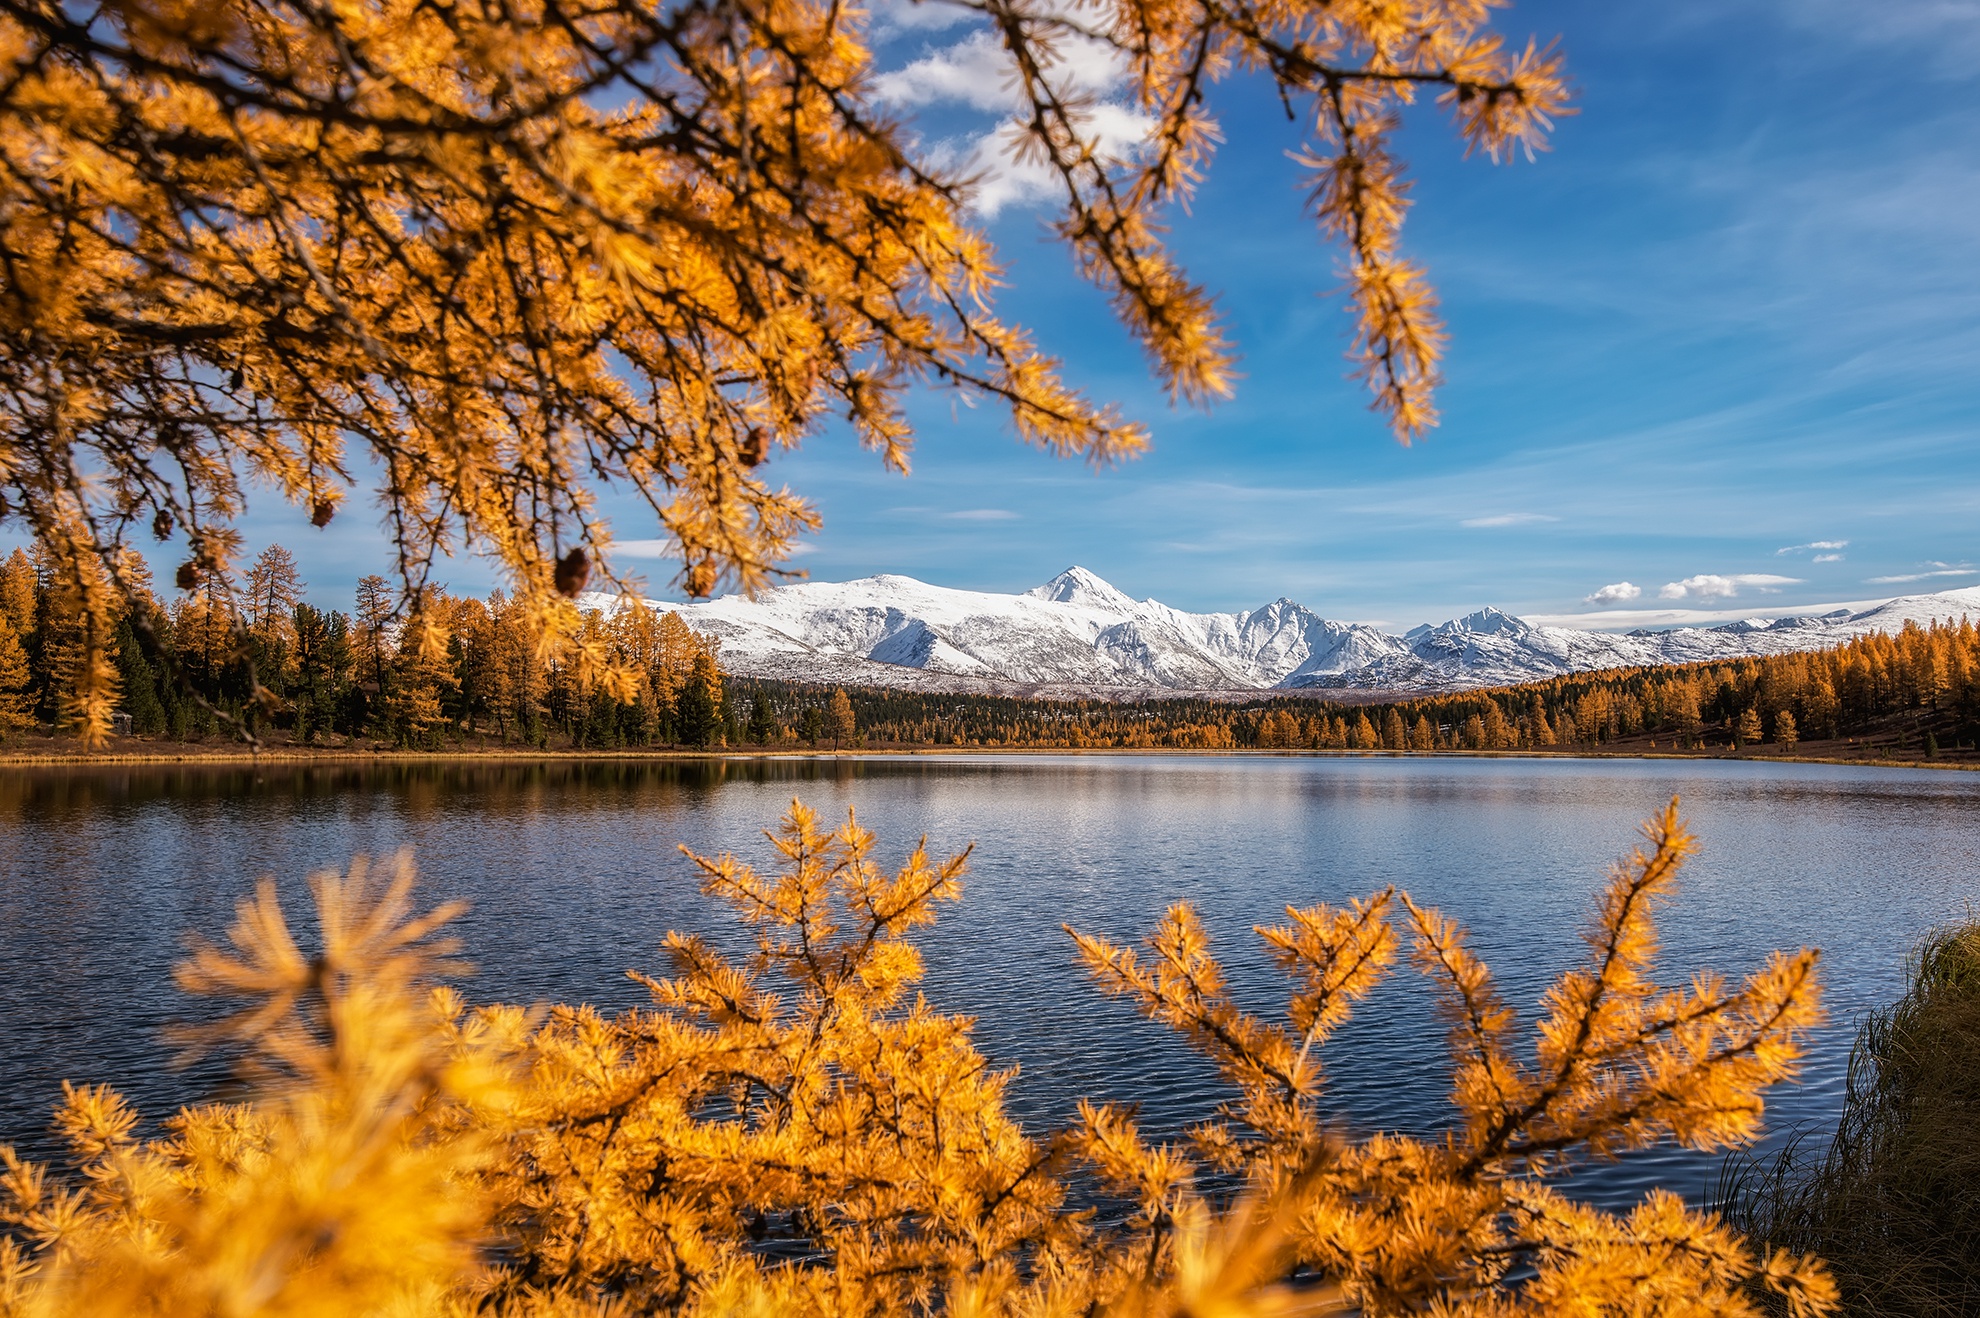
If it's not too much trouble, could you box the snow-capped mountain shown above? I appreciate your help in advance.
[589,569,1980,697]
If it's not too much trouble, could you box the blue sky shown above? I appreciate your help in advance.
[41,0,1980,630]
[751,0,1980,629]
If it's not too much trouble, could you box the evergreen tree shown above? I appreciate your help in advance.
[112,618,167,735]
[332,614,371,739]
[676,655,722,749]
[746,697,780,745]
[577,693,621,749]
[445,598,496,735]
[802,706,825,747]
[293,604,353,742]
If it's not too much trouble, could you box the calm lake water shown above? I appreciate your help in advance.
[2,753,1976,1210]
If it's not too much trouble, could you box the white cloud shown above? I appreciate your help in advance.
[935,106,1153,216]
[872,30,1018,112]
[1777,539,1849,554]
[1658,573,1801,600]
[868,0,977,36]
[1813,553,1844,562]
[608,539,674,558]
[1868,563,1977,583]
[872,25,1146,216]
[872,27,1122,112]
[1460,512,1560,528]
[945,508,1019,521]
[1585,581,1642,605]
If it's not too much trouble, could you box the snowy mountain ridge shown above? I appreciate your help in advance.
[586,568,1980,697]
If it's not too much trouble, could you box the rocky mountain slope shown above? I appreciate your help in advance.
[589,568,1980,697]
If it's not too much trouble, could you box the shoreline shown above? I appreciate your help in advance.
[0,744,1973,772]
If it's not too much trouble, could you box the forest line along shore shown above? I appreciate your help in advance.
[1,742,1973,772]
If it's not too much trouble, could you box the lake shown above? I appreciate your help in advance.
[2,753,1975,1211]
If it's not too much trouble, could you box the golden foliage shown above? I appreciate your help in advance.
[0,799,1831,1317]
[0,0,1567,741]
[0,854,507,1317]
[0,607,28,737]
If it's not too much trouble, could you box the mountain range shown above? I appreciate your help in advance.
[594,567,1980,698]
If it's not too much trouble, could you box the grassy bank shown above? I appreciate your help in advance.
[1719,921,1980,1315]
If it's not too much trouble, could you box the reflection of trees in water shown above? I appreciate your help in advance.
[0,756,962,826]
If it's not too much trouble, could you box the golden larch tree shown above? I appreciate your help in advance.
[0,550,30,640]
[0,607,28,738]
[827,688,857,749]
[0,0,1569,741]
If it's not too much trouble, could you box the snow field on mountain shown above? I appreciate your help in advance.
[581,572,1980,696]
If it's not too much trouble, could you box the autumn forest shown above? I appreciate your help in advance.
[1,537,1971,768]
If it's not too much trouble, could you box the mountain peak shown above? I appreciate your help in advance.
[1435,606,1530,638]
[1028,566,1137,610]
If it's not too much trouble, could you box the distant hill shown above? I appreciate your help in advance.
[584,568,1980,697]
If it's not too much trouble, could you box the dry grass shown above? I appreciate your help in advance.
[1719,921,1980,1315]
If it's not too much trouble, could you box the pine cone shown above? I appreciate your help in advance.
[554,547,590,597]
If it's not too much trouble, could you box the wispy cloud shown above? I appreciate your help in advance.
[1527,597,1887,632]
[1774,0,1980,71]
[945,508,1020,521]
[1777,539,1849,554]
[1868,563,1977,583]
[1658,573,1801,600]
[1461,512,1560,528]
[1813,553,1844,562]
[610,538,816,562]
[1585,581,1642,605]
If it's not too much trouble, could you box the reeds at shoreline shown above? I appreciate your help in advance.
[1719,920,1980,1316]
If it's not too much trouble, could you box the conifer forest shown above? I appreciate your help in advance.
[2,536,1974,766]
